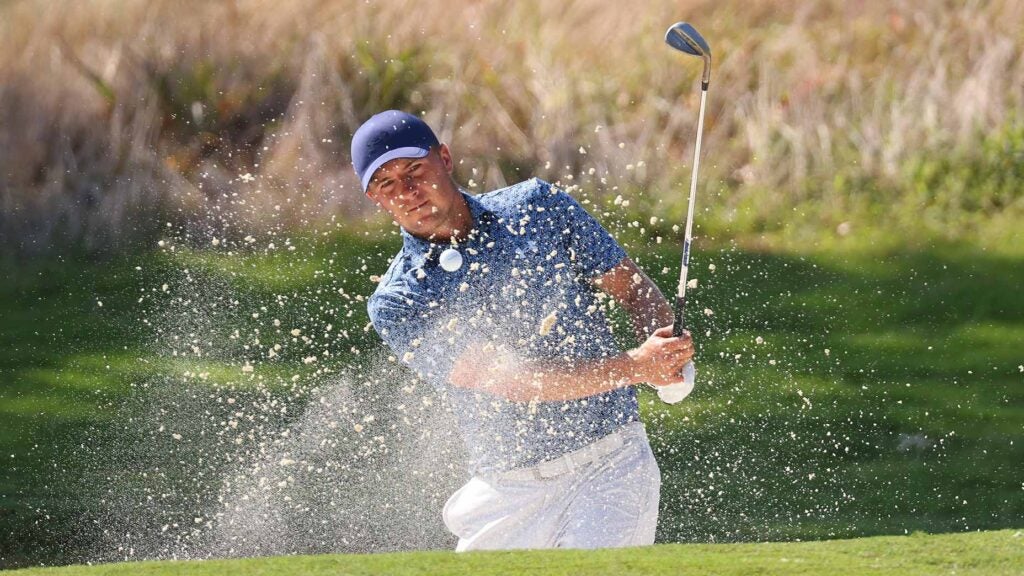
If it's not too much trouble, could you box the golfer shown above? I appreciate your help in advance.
[354,110,694,550]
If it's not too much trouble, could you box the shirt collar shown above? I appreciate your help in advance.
[399,190,496,267]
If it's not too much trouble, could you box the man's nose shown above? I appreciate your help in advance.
[396,179,421,204]
[399,177,423,199]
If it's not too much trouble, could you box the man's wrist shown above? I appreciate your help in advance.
[615,350,642,387]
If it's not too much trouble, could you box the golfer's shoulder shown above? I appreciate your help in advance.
[477,177,565,216]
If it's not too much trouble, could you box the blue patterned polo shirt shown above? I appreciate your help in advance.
[367,178,639,474]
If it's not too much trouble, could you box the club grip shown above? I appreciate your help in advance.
[673,295,686,337]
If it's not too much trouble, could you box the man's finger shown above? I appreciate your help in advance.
[665,338,692,351]
[666,354,690,368]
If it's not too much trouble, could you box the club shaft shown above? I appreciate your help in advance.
[673,85,708,337]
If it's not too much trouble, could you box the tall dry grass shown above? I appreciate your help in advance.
[1,0,1022,255]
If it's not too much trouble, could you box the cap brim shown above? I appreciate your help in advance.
[361,147,431,193]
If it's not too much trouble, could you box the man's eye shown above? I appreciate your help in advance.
[380,180,395,191]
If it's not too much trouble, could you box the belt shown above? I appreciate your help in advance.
[496,422,643,481]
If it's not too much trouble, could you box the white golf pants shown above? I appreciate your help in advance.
[442,422,661,551]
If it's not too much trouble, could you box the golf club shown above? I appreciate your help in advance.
[659,21,711,404]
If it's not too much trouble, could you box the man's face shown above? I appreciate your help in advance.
[366,143,461,240]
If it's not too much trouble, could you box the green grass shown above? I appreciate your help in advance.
[2,228,1022,568]
[8,530,1024,575]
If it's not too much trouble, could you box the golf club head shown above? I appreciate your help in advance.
[665,22,711,85]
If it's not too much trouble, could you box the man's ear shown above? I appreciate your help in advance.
[438,143,454,174]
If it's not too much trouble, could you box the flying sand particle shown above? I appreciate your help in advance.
[538,311,558,336]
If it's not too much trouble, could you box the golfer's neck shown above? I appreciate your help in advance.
[423,196,474,244]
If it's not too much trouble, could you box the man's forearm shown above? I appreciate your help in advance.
[590,257,674,341]
[621,276,674,342]
[453,351,641,403]
[625,293,673,342]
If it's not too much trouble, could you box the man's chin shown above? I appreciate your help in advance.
[403,220,438,239]
[412,207,442,225]
[409,215,434,228]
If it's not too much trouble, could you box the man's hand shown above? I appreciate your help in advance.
[625,325,694,387]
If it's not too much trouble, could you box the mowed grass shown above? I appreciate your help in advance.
[9,530,1024,576]
[630,233,1024,541]
[2,228,1023,568]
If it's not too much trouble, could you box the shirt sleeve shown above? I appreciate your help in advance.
[366,292,460,384]
[535,180,627,278]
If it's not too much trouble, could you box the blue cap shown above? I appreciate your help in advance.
[351,110,440,193]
